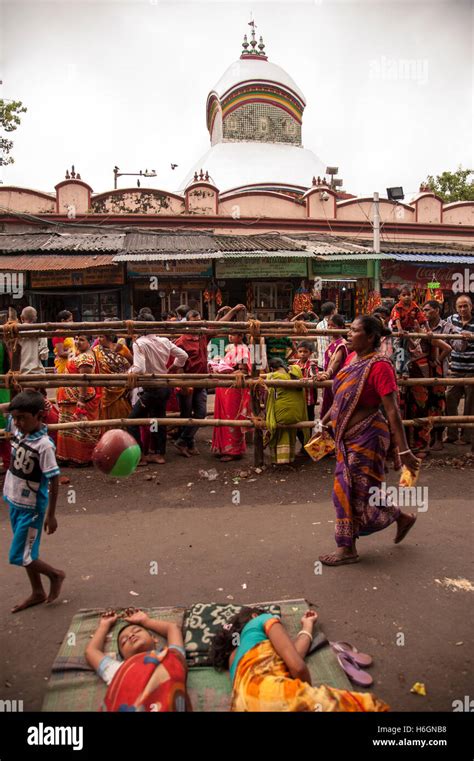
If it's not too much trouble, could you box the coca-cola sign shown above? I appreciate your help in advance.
[381,261,461,289]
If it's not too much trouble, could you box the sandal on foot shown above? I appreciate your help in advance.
[336,652,373,687]
[394,513,417,544]
[330,641,373,667]
[319,553,360,567]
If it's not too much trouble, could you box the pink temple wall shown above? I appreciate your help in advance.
[1,182,474,231]
[0,188,55,214]
[443,203,474,225]
[219,192,306,218]
[91,190,185,215]
[336,198,415,223]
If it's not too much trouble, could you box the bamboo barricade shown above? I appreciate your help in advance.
[0,416,473,436]
[3,373,474,390]
[2,319,474,342]
[2,317,473,465]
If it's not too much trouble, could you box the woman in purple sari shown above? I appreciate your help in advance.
[318,314,349,419]
[319,316,420,566]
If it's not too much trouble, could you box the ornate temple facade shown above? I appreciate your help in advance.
[0,26,473,322]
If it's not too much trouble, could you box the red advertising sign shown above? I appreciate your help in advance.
[381,261,461,289]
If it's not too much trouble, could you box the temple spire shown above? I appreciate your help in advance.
[240,20,268,60]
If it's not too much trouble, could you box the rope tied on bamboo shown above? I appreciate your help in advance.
[126,372,140,389]
[250,414,266,430]
[4,370,22,392]
[248,319,261,339]
[2,320,20,351]
[233,371,246,389]
[293,320,308,335]
[125,320,136,341]
[251,376,268,396]
[412,417,434,431]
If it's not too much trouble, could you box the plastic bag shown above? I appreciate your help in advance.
[304,431,335,462]
[399,465,420,487]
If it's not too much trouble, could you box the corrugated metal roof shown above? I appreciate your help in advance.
[1,232,472,266]
[392,252,474,264]
[215,235,305,252]
[0,231,307,254]
[314,253,394,261]
[0,255,118,271]
[43,233,124,251]
[286,234,371,251]
[0,232,124,252]
[116,252,215,262]
[124,233,216,253]
[289,234,474,256]
[313,252,474,264]
[380,241,474,255]
[123,233,307,253]
[115,250,310,262]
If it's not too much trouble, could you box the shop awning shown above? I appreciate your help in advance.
[389,252,474,264]
[114,250,311,262]
[0,255,118,270]
[304,236,474,262]
[0,232,124,252]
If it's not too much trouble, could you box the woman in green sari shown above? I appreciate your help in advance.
[265,358,309,464]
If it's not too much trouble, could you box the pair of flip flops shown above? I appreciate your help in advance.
[331,641,374,686]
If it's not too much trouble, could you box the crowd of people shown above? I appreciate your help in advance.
[1,291,473,473]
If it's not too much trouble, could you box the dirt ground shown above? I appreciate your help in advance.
[1,427,473,713]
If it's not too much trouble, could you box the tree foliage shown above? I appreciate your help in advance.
[0,99,27,166]
[424,166,474,202]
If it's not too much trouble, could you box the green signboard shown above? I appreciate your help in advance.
[311,260,369,277]
[215,258,308,279]
[127,262,213,278]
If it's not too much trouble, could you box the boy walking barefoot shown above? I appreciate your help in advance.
[2,391,65,613]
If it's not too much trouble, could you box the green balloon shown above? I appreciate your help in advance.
[110,444,141,477]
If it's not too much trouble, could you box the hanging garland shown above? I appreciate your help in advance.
[367,290,382,313]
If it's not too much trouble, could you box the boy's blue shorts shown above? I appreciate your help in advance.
[8,505,45,567]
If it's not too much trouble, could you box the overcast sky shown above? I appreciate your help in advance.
[1,0,472,199]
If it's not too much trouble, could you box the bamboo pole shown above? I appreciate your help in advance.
[9,330,473,343]
[4,319,473,341]
[250,378,265,469]
[1,416,472,438]
[3,374,474,390]
[402,415,474,426]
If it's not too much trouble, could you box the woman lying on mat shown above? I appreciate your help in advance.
[211,607,388,712]
[85,609,191,712]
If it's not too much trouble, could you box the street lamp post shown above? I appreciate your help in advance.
[373,191,381,293]
[113,167,157,189]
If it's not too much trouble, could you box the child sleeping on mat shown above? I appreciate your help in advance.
[211,608,389,712]
[85,609,192,712]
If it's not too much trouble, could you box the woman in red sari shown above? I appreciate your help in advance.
[56,334,100,466]
[211,333,251,462]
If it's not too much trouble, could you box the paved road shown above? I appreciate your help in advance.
[1,437,473,712]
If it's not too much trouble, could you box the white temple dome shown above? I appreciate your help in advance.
[180,142,326,195]
[212,58,306,104]
[179,25,326,196]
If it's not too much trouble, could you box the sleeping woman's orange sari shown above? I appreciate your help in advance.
[232,640,389,712]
